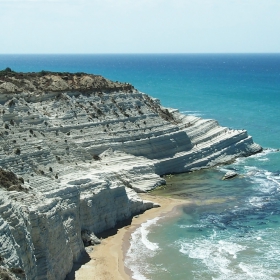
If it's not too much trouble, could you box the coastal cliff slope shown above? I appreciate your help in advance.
[0,71,262,280]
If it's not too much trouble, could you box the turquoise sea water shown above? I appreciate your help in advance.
[1,54,280,279]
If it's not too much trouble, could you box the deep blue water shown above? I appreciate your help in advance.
[1,54,280,279]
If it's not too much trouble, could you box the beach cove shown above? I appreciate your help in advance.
[74,147,280,280]
[73,194,188,280]
[0,54,279,280]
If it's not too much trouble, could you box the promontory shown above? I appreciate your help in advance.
[0,70,262,280]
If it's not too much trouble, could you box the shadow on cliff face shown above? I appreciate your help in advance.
[65,215,136,279]
[95,215,135,239]
[65,251,91,280]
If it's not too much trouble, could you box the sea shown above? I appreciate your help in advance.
[1,54,280,279]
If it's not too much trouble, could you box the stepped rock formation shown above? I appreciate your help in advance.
[0,70,262,279]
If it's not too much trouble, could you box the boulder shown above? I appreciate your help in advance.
[222,171,238,180]
[81,230,101,246]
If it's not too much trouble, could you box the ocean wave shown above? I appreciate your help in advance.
[125,146,280,280]
[140,217,161,251]
[178,235,246,278]
[249,170,280,194]
[125,217,162,280]
[258,157,269,161]
[179,224,206,229]
[251,148,279,158]
[217,166,237,173]
[227,161,280,195]
[232,148,277,168]
[181,110,203,116]
[248,196,267,208]
[177,227,280,280]
[267,175,280,188]
[237,262,276,280]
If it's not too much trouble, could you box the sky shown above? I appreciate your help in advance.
[0,0,279,54]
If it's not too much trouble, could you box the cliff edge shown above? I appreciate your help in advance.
[0,68,133,94]
[0,70,262,280]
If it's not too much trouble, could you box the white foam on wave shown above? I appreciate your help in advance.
[259,157,269,161]
[267,175,280,188]
[179,225,280,280]
[178,230,280,279]
[244,165,261,176]
[217,240,243,259]
[181,110,203,116]
[231,148,276,173]
[251,173,279,194]
[140,217,161,251]
[179,224,205,229]
[244,168,280,208]
[248,196,265,208]
[238,263,274,280]
[181,110,201,113]
[125,217,162,280]
[218,167,236,173]
[216,163,276,212]
[250,148,278,159]
[236,163,280,196]
[188,113,203,116]
[178,234,246,277]
[233,157,246,165]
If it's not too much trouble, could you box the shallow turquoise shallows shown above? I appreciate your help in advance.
[1,54,280,279]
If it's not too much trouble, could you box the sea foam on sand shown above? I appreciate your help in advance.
[125,217,161,280]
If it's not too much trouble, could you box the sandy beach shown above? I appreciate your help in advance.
[72,194,188,280]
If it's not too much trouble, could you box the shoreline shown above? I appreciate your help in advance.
[74,194,189,280]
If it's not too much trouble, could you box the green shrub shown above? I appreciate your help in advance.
[0,269,12,280]
[10,267,25,276]
[93,154,101,161]
[0,67,14,76]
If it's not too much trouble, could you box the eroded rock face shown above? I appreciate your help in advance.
[0,72,262,279]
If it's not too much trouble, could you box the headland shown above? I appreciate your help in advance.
[0,69,262,280]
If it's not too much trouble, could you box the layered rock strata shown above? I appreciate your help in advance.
[0,71,262,279]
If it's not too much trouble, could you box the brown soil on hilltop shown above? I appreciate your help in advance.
[0,68,134,94]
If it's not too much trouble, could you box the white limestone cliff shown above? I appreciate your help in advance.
[0,72,262,280]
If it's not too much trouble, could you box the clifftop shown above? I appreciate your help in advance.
[0,68,133,94]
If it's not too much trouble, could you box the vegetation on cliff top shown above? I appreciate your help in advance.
[0,68,134,94]
[0,67,15,76]
[0,168,26,192]
[0,67,87,77]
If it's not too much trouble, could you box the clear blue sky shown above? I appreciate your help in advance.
[1,0,279,54]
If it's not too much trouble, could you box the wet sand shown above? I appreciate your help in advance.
[73,194,188,280]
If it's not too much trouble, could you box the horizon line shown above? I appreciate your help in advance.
[0,52,280,55]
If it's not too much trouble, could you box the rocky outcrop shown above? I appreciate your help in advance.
[0,70,133,94]
[222,170,238,180]
[0,71,262,279]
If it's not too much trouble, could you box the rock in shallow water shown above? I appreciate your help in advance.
[222,171,238,180]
